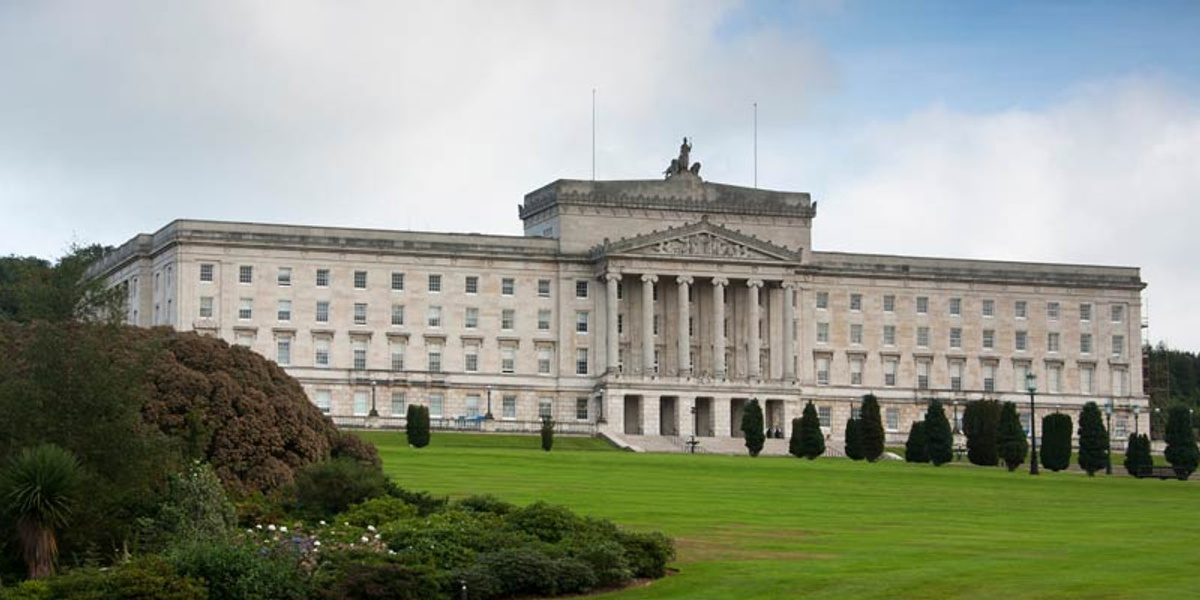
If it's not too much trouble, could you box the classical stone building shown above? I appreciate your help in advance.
[91,143,1148,448]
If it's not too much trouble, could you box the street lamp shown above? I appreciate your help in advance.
[1133,405,1140,435]
[1104,399,1114,476]
[1025,371,1039,476]
[952,400,960,434]
[368,379,379,418]
[485,385,494,420]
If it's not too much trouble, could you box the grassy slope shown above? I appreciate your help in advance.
[357,431,1199,600]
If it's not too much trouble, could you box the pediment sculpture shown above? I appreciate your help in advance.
[650,233,758,258]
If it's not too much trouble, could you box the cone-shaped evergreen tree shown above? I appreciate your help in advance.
[540,416,554,452]
[859,394,885,462]
[844,418,864,461]
[963,400,1001,466]
[798,401,825,460]
[741,399,765,457]
[924,400,954,466]
[788,417,803,458]
[904,421,928,463]
[406,404,430,448]
[996,401,1028,472]
[1040,413,1073,472]
[1164,405,1199,479]
[1077,402,1109,476]
[1123,433,1153,477]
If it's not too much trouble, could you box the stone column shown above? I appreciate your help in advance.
[641,274,658,375]
[782,281,797,381]
[605,272,620,374]
[676,275,693,377]
[747,279,763,379]
[712,277,728,378]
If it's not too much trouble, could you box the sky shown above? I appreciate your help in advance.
[1,0,1198,348]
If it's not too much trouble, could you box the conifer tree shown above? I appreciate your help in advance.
[1164,405,1199,479]
[996,401,1028,472]
[1122,433,1153,477]
[798,401,825,460]
[844,418,864,461]
[963,400,1001,466]
[540,416,554,452]
[1040,413,1073,472]
[924,400,954,466]
[741,399,766,457]
[788,417,803,458]
[904,421,928,463]
[406,404,430,448]
[1077,402,1109,476]
[859,394,885,462]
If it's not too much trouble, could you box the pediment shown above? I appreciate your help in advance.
[591,220,802,264]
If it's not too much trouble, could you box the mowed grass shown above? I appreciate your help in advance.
[357,431,1199,600]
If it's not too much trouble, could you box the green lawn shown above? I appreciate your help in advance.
[357,431,1199,600]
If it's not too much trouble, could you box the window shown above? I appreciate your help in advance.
[817,322,829,343]
[917,326,930,348]
[575,348,588,375]
[465,276,478,294]
[235,332,253,347]
[314,338,330,367]
[1014,363,1031,392]
[238,298,253,320]
[818,406,831,428]
[916,296,929,314]
[1047,302,1060,320]
[465,395,480,418]
[501,278,515,296]
[816,291,829,309]
[1111,305,1124,323]
[539,398,553,419]
[353,303,367,325]
[465,307,479,329]
[316,269,330,287]
[617,282,623,300]
[314,390,331,414]
[575,280,589,299]
[277,267,292,287]
[850,324,863,345]
[501,346,516,374]
[347,270,364,290]
[277,300,292,322]
[276,336,292,365]
[392,391,407,417]
[538,347,553,374]
[464,345,478,372]
[314,300,330,323]
[1081,333,1093,355]
[502,396,517,419]
[502,309,516,331]
[428,274,442,293]
[949,328,962,349]
[391,272,405,292]
[1047,332,1060,353]
[949,297,962,316]
[852,406,862,420]
[982,299,995,317]
[850,358,863,385]
[575,311,589,333]
[886,407,900,431]
[1112,335,1125,359]
[1015,300,1027,319]
[538,279,551,298]
[1015,331,1028,351]
[576,397,589,420]
[391,304,405,326]
[983,363,996,392]
[538,310,551,331]
[428,344,443,373]
[883,325,896,346]
[1113,368,1128,396]
[1081,365,1095,394]
[1048,363,1062,393]
[353,391,369,416]
[429,393,444,418]
[883,294,895,313]
[816,357,830,385]
[950,361,964,392]
[917,361,930,390]
[199,264,214,282]
[617,314,624,334]
[390,341,405,372]
[352,339,367,370]
[652,284,659,302]
[982,329,995,350]
[1080,303,1092,322]
[427,306,442,328]
[850,293,862,311]
[238,265,253,284]
[199,296,214,318]
[884,359,897,387]
[1115,416,1128,439]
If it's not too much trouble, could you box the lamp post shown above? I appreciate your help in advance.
[1025,372,1039,476]
[952,400,960,434]
[485,385,494,420]
[1133,405,1140,435]
[368,379,379,418]
[1104,399,1114,476]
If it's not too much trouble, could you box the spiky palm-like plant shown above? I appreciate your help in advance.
[1,444,81,579]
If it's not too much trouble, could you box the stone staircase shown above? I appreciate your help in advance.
[609,432,848,458]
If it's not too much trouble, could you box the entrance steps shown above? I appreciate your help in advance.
[605,430,848,458]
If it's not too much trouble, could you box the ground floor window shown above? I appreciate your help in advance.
[466,395,481,418]
[539,398,553,419]
[502,395,517,419]
[575,397,589,420]
[430,393,444,418]
[314,389,331,414]
[353,391,369,416]
[390,391,405,416]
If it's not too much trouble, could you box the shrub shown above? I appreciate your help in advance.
[1040,413,1073,472]
[996,402,1028,472]
[561,537,631,588]
[844,418,864,461]
[615,530,675,579]
[1077,402,1109,476]
[924,400,953,466]
[796,402,825,460]
[1123,433,1153,477]
[858,395,885,462]
[317,561,442,600]
[471,547,596,597]
[452,494,516,516]
[0,444,80,579]
[505,502,582,544]
[337,496,418,529]
[387,485,448,517]
[1164,405,1199,479]
[145,461,236,548]
[541,417,554,452]
[741,400,765,457]
[963,400,1001,466]
[405,405,430,449]
[165,538,309,600]
[294,458,391,520]
[330,432,382,469]
[8,556,207,600]
[904,421,928,463]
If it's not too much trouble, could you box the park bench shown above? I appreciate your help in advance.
[1131,465,1188,480]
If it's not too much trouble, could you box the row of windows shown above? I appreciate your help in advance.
[815,292,1125,323]
[812,356,1129,395]
[815,323,1126,358]
[312,389,589,421]
[202,264,592,299]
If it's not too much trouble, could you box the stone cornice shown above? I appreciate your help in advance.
[520,178,816,221]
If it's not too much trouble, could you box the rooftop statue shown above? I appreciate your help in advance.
[664,137,701,179]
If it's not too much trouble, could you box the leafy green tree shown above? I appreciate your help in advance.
[1122,433,1153,477]
[796,401,825,460]
[1040,413,1073,472]
[0,245,125,324]
[924,400,954,466]
[0,444,80,578]
[1077,402,1109,476]
[963,400,1001,466]
[406,404,430,449]
[844,418,864,461]
[996,402,1028,472]
[1164,405,1199,479]
[904,421,928,463]
[858,394,885,462]
[541,416,555,452]
[741,400,765,457]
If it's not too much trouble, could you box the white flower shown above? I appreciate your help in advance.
[267,524,277,532]
[246,529,253,534]
[344,522,350,527]
[388,550,396,555]
[374,534,381,540]
[280,526,288,533]
[361,536,370,543]
[313,540,321,547]
[319,520,327,526]
[367,525,376,532]
[255,524,263,530]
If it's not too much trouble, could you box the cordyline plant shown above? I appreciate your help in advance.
[1,444,81,579]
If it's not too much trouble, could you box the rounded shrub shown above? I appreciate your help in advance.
[294,457,391,520]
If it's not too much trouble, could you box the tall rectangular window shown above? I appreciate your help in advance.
[1047,301,1060,320]
[352,339,367,370]
[390,341,405,372]
[982,299,995,317]
[238,265,253,284]
[982,329,995,350]
[816,291,829,309]
[1047,332,1060,353]
[277,267,292,287]
[653,314,660,336]
[465,395,480,418]
[1080,303,1092,322]
[353,391,369,416]
[502,395,517,419]
[199,296,214,318]
[501,278,515,296]
[1015,363,1031,392]
[391,304,405,326]
[916,296,929,314]
[501,346,516,374]
[917,326,930,348]
[428,345,443,373]
[1015,331,1028,351]
[576,397,589,420]
[817,322,829,343]
[238,298,253,320]
[354,303,367,325]
[538,279,551,298]
[1111,305,1124,323]
[983,363,996,392]
[465,307,479,329]
[886,407,900,431]
[1113,368,1128,396]
[917,361,930,390]
[575,311,589,333]
[1081,333,1093,355]
[884,359,897,387]
[1112,335,1125,359]
[849,293,862,311]
[353,271,367,290]
[539,398,553,419]
[950,361,964,392]
[427,306,442,328]
[818,406,831,428]
[502,309,516,331]
[316,269,330,287]
[576,348,589,375]
[575,280,589,299]
[1015,300,1027,319]
[314,390,331,414]
[464,345,478,372]
[1048,363,1062,393]
[465,276,478,294]
[949,297,962,316]
[1081,365,1095,394]
[391,272,405,292]
[275,336,292,366]
[429,393,444,418]
[816,357,830,385]
[883,294,895,313]
[428,274,442,293]
[277,300,292,322]
[391,391,406,416]
[314,338,330,367]
[199,264,214,282]
[883,325,896,346]
[538,310,551,331]
[850,358,863,385]
[316,301,330,323]
[850,324,863,345]
[538,347,552,374]
[949,327,962,349]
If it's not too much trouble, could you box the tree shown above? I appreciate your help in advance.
[406,404,431,449]
[0,444,81,579]
[924,400,953,466]
[741,400,765,457]
[858,394,885,462]
[540,416,555,452]
[1164,405,1199,479]
[796,402,825,460]
[904,421,928,463]
[963,400,1001,466]
[0,245,124,325]
[996,402,1028,472]
[788,417,803,458]
[844,418,864,461]
[1040,413,1073,472]
[1077,402,1109,476]
[1123,433,1153,477]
